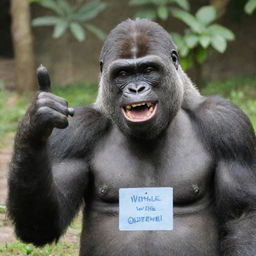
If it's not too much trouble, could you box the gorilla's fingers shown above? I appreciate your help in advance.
[37,65,51,92]
[38,92,68,106]
[37,92,75,117]
[36,98,70,117]
[35,106,68,129]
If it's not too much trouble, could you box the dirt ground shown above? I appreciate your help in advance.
[0,140,80,246]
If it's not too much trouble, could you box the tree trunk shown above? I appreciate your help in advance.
[11,0,36,93]
[211,0,231,19]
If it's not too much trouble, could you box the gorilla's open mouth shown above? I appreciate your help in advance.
[122,102,157,122]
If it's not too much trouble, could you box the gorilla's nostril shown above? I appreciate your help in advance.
[128,84,147,94]
[129,87,137,93]
[138,86,146,93]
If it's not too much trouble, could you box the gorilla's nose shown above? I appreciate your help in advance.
[127,83,150,95]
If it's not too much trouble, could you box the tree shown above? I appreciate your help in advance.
[11,0,36,93]
[211,0,231,18]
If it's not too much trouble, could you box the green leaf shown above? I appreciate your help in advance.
[129,0,152,6]
[0,205,6,214]
[70,22,86,41]
[184,34,199,48]
[28,0,43,3]
[208,24,235,40]
[53,20,68,38]
[171,32,184,49]
[245,0,256,14]
[56,0,72,15]
[152,0,166,5]
[171,8,203,33]
[211,35,227,53]
[180,55,193,70]
[85,24,106,40]
[196,47,207,64]
[157,5,169,20]
[199,35,211,48]
[39,0,64,16]
[74,1,106,22]
[32,16,62,26]
[171,32,190,57]
[180,46,189,57]
[172,0,189,10]
[196,6,216,25]
[134,9,157,20]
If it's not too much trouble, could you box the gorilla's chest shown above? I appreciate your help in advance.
[90,121,214,205]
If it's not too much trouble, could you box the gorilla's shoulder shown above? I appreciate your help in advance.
[49,105,110,160]
[187,95,255,162]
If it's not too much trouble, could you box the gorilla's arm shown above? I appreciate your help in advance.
[189,96,256,256]
[8,149,88,246]
[7,105,108,246]
[215,160,256,255]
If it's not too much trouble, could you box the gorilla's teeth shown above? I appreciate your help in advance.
[125,102,153,110]
[131,102,146,107]
[149,106,153,112]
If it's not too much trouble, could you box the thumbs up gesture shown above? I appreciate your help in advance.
[27,66,75,140]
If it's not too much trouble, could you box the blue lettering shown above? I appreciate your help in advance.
[127,215,163,224]
[145,206,156,211]
[131,195,138,203]
[131,195,161,203]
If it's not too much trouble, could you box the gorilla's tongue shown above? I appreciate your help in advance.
[129,105,149,120]
[123,103,156,122]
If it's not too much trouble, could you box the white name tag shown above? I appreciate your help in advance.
[119,187,173,231]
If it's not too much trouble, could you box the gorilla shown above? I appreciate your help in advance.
[7,19,256,256]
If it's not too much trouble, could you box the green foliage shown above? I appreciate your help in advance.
[0,89,29,148]
[129,0,190,20]
[0,79,5,90]
[0,213,82,255]
[0,205,6,214]
[245,0,256,14]
[171,6,235,71]
[0,241,77,255]
[32,0,106,41]
[53,83,98,106]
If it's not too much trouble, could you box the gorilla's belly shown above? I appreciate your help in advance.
[80,203,219,256]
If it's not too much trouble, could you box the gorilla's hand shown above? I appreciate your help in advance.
[26,66,74,140]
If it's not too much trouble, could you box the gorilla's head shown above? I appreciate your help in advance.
[96,19,185,139]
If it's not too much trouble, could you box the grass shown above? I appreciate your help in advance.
[0,241,78,256]
[0,213,81,256]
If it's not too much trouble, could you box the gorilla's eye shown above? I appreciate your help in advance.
[171,50,179,70]
[118,70,129,77]
[144,67,155,74]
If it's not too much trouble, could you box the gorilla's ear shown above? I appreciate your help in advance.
[100,60,103,73]
[171,50,179,70]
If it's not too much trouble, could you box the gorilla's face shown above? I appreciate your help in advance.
[97,19,184,139]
